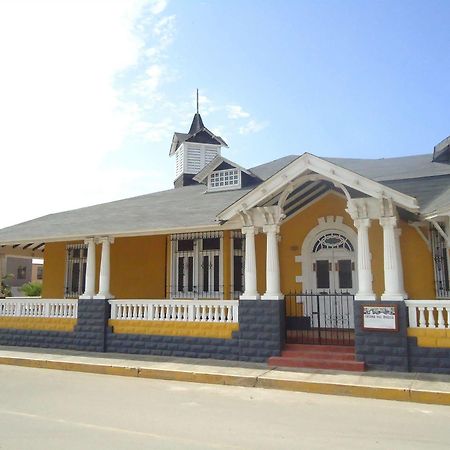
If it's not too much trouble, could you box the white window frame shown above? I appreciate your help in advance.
[230,231,245,299]
[208,168,241,191]
[64,243,88,299]
[171,232,224,299]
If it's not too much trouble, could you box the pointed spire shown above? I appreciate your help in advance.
[196,88,199,114]
[188,89,205,135]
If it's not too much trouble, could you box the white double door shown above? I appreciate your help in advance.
[310,249,356,328]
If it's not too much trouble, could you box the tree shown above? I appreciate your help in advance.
[0,274,13,298]
[20,281,42,297]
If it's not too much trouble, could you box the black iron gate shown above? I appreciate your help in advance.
[285,291,355,345]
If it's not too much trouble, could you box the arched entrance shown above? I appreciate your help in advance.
[286,217,357,344]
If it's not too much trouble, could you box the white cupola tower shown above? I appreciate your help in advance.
[169,91,228,188]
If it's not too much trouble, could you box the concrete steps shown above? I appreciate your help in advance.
[268,344,365,372]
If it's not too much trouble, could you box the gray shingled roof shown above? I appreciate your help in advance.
[0,185,251,244]
[325,154,450,181]
[0,152,448,244]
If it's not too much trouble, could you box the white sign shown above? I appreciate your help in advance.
[363,306,397,330]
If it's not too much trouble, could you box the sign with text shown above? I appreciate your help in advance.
[362,305,398,331]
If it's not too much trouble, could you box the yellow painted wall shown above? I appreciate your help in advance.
[0,317,76,332]
[110,235,167,299]
[399,221,435,299]
[109,319,238,339]
[42,242,70,298]
[43,236,167,299]
[277,192,356,294]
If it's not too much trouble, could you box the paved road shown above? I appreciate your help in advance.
[0,365,449,450]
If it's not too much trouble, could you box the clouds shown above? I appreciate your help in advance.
[0,0,168,228]
[0,0,269,230]
[227,105,250,119]
[239,119,269,135]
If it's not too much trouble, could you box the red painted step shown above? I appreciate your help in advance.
[283,344,355,353]
[268,344,365,372]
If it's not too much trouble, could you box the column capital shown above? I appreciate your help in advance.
[97,236,115,244]
[353,218,371,229]
[84,237,96,245]
[262,223,280,234]
[241,226,258,236]
[379,216,397,228]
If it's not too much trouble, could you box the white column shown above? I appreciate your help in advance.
[240,226,260,300]
[354,218,376,301]
[80,238,96,299]
[380,216,406,301]
[262,224,283,300]
[94,237,114,300]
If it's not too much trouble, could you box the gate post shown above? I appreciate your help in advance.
[354,300,409,371]
[238,299,285,362]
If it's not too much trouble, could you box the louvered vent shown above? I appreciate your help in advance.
[186,147,202,173]
[175,148,184,177]
[205,147,218,165]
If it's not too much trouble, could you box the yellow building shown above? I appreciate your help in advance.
[0,113,449,373]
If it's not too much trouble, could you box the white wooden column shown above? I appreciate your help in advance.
[262,224,283,300]
[94,237,114,300]
[380,216,407,300]
[80,238,96,299]
[354,218,376,301]
[240,226,260,300]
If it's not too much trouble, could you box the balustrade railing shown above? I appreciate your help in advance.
[405,300,450,329]
[109,299,239,323]
[0,297,78,319]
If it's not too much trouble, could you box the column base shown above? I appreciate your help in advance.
[93,294,115,300]
[381,293,407,301]
[240,293,261,300]
[79,294,95,300]
[355,293,377,301]
[261,293,284,300]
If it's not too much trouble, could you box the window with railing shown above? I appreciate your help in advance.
[431,224,450,298]
[231,231,245,299]
[65,244,87,298]
[171,232,223,299]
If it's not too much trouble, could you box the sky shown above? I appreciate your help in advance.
[0,0,449,229]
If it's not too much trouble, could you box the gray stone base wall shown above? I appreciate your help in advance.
[237,299,285,362]
[0,298,111,353]
[408,338,450,374]
[106,300,285,363]
[73,299,110,352]
[354,301,409,372]
[0,328,76,350]
[106,331,240,360]
[0,298,286,363]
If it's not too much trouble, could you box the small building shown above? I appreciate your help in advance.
[0,111,449,373]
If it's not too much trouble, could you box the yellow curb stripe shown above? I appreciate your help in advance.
[0,355,449,406]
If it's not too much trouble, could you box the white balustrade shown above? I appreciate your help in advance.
[109,299,239,324]
[0,297,78,319]
[405,300,450,329]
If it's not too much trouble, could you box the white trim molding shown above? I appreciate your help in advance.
[217,153,419,222]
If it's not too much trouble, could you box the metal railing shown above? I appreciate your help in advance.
[285,291,355,345]
[0,297,78,319]
[109,299,239,323]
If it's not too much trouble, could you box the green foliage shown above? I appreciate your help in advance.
[20,281,42,297]
[0,274,13,298]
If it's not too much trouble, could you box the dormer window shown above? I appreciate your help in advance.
[209,168,241,190]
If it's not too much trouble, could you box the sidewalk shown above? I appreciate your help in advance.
[1,345,450,406]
